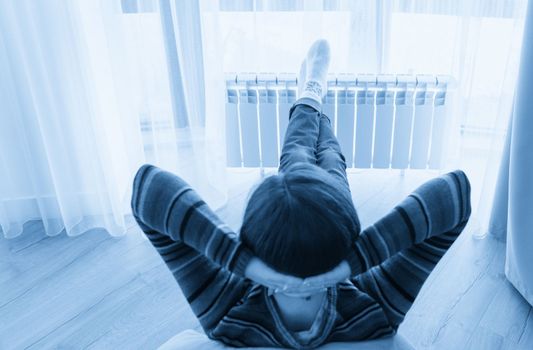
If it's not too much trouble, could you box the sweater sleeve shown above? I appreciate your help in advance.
[130,164,254,277]
[346,170,472,277]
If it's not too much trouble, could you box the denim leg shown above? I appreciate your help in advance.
[316,112,350,190]
[278,98,322,173]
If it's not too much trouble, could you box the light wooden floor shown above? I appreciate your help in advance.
[1,169,532,349]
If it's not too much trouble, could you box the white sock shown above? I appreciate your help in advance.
[298,39,331,105]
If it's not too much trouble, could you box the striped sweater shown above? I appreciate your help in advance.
[131,164,471,349]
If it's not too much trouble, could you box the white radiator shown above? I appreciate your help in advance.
[225,73,452,170]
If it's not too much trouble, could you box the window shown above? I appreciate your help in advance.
[205,4,524,134]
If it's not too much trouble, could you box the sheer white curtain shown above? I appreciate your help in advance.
[488,0,533,306]
[1,0,527,239]
[0,0,227,238]
[212,0,527,234]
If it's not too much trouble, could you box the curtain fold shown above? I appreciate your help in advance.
[0,0,228,238]
[488,0,533,306]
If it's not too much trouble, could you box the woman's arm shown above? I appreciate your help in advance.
[131,164,259,333]
[131,164,254,276]
[346,171,471,328]
[131,164,306,332]
[263,171,472,293]
[346,170,472,276]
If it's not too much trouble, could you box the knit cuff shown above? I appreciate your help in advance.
[345,249,365,277]
[230,245,254,277]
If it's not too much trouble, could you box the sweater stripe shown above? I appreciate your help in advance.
[409,194,429,234]
[333,303,381,332]
[379,267,414,303]
[371,274,405,316]
[197,274,232,318]
[187,267,222,303]
[221,317,281,345]
[180,201,205,240]
[395,206,416,243]
[164,188,192,235]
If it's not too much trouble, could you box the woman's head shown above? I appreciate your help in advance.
[240,162,360,278]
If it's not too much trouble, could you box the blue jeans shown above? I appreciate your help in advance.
[278,97,350,191]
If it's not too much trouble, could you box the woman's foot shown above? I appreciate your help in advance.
[298,39,331,103]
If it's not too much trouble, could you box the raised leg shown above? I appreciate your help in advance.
[278,100,321,173]
[278,39,331,173]
[316,112,350,189]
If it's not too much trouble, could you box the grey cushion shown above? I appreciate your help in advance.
[158,329,415,350]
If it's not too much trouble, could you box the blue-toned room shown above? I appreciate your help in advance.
[1,0,533,349]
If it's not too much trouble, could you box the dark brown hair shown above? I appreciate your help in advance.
[240,162,360,277]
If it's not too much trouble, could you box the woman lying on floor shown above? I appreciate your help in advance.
[131,40,471,349]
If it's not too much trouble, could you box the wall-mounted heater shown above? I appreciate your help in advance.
[225,73,453,170]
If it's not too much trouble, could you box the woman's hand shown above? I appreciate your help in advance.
[302,260,351,289]
[244,257,304,292]
[244,258,351,293]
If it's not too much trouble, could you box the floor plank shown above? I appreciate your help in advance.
[478,279,532,343]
